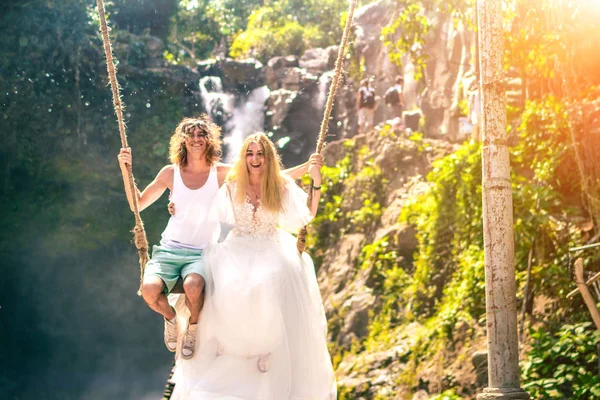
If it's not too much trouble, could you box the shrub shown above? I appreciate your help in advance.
[522,322,600,399]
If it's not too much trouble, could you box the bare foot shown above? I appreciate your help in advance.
[216,342,225,357]
[257,353,270,373]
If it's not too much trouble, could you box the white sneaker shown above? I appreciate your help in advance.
[163,317,178,353]
[181,322,197,360]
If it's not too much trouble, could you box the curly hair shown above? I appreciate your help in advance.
[226,133,285,213]
[169,114,222,167]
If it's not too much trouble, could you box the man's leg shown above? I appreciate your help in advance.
[142,246,182,352]
[472,124,480,142]
[183,273,205,324]
[180,264,206,360]
[366,108,375,132]
[141,276,176,320]
[358,108,366,134]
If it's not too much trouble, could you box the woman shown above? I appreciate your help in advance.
[171,133,337,400]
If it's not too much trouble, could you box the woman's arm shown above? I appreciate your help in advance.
[283,161,308,180]
[283,153,323,180]
[307,155,323,217]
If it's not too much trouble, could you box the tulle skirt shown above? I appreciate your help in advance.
[170,230,337,400]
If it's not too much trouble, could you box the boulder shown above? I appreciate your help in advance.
[218,58,264,92]
[412,390,429,400]
[144,35,164,59]
[196,59,219,76]
[264,86,322,166]
[339,291,376,347]
[267,55,299,69]
[300,46,338,74]
[319,233,365,299]
[472,350,488,388]
[280,67,302,91]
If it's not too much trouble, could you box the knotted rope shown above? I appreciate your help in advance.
[296,0,358,253]
[96,0,149,295]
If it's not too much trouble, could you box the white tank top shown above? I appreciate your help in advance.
[161,164,220,249]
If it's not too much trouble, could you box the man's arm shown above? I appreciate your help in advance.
[136,167,171,211]
[118,148,171,212]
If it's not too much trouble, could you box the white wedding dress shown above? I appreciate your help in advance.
[170,177,337,400]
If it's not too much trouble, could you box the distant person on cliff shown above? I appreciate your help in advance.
[117,114,317,360]
[468,81,481,142]
[384,75,405,122]
[356,77,379,134]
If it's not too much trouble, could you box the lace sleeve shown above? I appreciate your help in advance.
[278,176,313,233]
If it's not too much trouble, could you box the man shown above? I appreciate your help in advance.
[356,77,378,134]
[384,75,405,122]
[117,114,318,359]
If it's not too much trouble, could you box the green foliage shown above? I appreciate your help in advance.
[505,0,600,97]
[511,98,579,302]
[166,0,265,62]
[383,0,474,80]
[230,9,314,62]
[429,389,463,400]
[360,237,411,352]
[0,0,189,257]
[307,142,387,257]
[229,0,350,62]
[167,0,222,61]
[108,0,179,39]
[407,130,430,153]
[382,2,430,80]
[401,141,483,317]
[522,322,600,399]
[327,94,595,396]
[346,162,387,233]
[306,146,355,259]
[434,245,484,339]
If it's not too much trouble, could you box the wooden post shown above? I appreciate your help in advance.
[477,0,529,398]
[574,258,600,331]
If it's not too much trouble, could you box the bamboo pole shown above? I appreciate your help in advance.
[477,0,529,397]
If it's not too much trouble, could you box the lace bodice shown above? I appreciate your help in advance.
[209,177,313,240]
[229,184,279,239]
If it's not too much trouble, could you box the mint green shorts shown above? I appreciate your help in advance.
[144,245,205,294]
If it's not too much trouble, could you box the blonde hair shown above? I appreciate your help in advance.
[226,133,284,213]
[169,115,222,167]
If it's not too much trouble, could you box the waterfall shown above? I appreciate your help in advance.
[199,76,235,129]
[198,76,270,162]
[224,86,271,162]
[316,71,334,112]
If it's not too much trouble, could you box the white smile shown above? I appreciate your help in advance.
[251,163,261,168]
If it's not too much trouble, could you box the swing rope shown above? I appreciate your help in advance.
[96,0,149,296]
[296,0,357,253]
